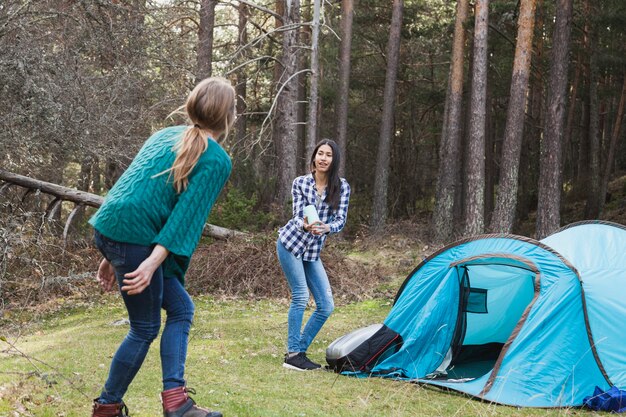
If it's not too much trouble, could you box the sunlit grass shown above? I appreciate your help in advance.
[0,296,601,416]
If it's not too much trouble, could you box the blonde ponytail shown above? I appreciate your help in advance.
[170,127,208,193]
[157,77,236,193]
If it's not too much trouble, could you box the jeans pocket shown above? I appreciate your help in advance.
[94,231,126,267]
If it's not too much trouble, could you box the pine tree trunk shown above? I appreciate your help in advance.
[235,3,248,151]
[197,0,217,80]
[335,0,354,177]
[535,0,573,239]
[306,0,321,159]
[297,18,308,172]
[274,0,301,209]
[490,0,536,233]
[463,0,489,237]
[599,74,626,216]
[564,56,581,182]
[484,90,495,227]
[584,0,601,219]
[433,0,469,243]
[371,0,403,231]
[517,0,544,225]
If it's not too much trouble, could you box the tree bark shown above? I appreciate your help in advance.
[335,0,354,177]
[235,3,248,149]
[196,0,217,81]
[297,1,309,172]
[535,0,573,239]
[489,0,537,233]
[584,0,601,219]
[305,0,321,159]
[463,0,489,237]
[564,54,581,182]
[517,0,544,224]
[274,0,301,209]
[599,74,626,215]
[484,89,495,226]
[371,0,403,231]
[433,0,469,243]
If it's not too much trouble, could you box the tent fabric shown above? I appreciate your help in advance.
[541,221,626,388]
[335,221,626,407]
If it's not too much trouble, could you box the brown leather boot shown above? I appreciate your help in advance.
[92,398,130,417]
[161,386,222,417]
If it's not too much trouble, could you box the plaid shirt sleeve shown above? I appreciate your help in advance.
[328,179,351,234]
[291,176,306,230]
[278,176,311,259]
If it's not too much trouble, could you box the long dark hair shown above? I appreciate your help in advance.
[309,138,342,211]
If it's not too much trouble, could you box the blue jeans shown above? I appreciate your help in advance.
[276,239,334,353]
[94,231,194,404]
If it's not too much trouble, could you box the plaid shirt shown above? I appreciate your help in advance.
[278,174,351,261]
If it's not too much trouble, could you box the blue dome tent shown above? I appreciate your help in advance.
[326,221,626,407]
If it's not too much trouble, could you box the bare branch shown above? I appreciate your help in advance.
[236,0,281,21]
[224,55,280,76]
[257,68,312,150]
[227,22,311,60]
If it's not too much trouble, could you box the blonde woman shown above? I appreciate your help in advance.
[88,77,234,417]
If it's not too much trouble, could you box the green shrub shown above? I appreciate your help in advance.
[209,187,277,232]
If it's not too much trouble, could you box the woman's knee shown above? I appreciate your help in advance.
[129,320,161,343]
[163,280,195,322]
[318,300,334,318]
[168,297,195,323]
[291,288,310,307]
[185,300,195,322]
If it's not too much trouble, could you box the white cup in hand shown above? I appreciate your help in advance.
[303,204,320,224]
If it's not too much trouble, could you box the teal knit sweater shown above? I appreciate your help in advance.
[89,126,232,284]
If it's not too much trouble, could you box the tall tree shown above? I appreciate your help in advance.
[371,0,403,231]
[306,0,321,158]
[274,0,301,208]
[584,0,601,219]
[197,0,217,80]
[517,0,544,224]
[599,74,626,215]
[235,3,248,148]
[433,0,469,243]
[335,0,354,177]
[564,52,581,181]
[535,0,573,238]
[463,0,489,236]
[490,0,537,233]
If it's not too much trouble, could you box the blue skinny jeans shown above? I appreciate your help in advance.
[276,239,334,353]
[94,231,194,404]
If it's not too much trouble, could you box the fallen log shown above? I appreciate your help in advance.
[0,169,103,207]
[0,168,245,240]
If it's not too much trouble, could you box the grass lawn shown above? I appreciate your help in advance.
[0,296,599,417]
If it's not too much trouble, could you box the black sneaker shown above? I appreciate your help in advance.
[283,352,322,371]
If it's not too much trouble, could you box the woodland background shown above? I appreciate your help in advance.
[1,0,626,311]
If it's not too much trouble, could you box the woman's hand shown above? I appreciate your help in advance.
[121,258,159,295]
[307,220,329,236]
[121,244,169,295]
[304,217,322,234]
[303,217,313,232]
[97,258,117,292]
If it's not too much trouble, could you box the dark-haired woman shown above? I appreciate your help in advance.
[277,139,351,371]
[89,77,235,417]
